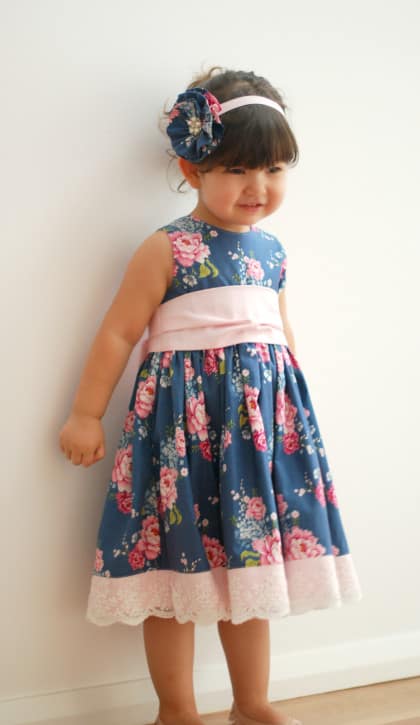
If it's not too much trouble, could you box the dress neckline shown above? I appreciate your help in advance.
[188,213,258,236]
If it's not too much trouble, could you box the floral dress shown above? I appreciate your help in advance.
[86,214,362,626]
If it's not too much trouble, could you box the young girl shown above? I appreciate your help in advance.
[59,68,362,725]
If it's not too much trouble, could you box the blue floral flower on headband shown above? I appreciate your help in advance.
[166,87,224,163]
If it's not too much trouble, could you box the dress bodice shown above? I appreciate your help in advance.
[158,214,287,304]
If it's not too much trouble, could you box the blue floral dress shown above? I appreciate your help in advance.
[86,214,362,626]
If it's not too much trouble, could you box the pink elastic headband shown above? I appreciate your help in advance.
[166,89,287,163]
[219,95,286,118]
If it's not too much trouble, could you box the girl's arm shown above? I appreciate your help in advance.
[68,230,173,420]
[278,289,296,357]
[60,230,173,466]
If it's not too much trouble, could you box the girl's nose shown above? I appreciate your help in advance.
[244,170,266,195]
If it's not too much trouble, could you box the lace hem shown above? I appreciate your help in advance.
[86,554,362,626]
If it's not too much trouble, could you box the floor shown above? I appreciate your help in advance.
[26,676,420,725]
[221,676,420,725]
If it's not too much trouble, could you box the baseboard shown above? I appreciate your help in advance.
[2,631,420,725]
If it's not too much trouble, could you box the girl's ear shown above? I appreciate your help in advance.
[178,158,202,189]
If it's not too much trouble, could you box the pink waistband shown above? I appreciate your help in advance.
[138,285,287,364]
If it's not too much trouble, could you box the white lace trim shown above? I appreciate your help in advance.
[86,555,362,626]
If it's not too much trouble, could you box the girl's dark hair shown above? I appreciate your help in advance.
[164,66,299,189]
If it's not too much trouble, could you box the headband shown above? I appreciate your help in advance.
[220,95,286,117]
[166,86,286,163]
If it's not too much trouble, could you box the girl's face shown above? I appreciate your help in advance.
[192,163,288,232]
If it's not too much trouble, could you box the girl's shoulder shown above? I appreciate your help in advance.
[157,214,200,235]
[246,225,287,264]
[253,224,286,248]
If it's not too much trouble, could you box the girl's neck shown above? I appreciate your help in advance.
[190,203,251,234]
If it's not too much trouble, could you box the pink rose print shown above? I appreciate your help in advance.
[168,107,180,121]
[123,410,135,433]
[314,479,326,507]
[244,384,264,430]
[288,350,300,369]
[204,348,225,375]
[327,483,339,507]
[184,357,195,381]
[159,466,178,511]
[140,515,161,560]
[186,391,211,441]
[283,347,299,370]
[283,431,300,455]
[135,375,157,419]
[252,528,282,564]
[157,496,165,516]
[202,534,227,568]
[204,349,218,375]
[332,545,340,556]
[275,390,286,426]
[223,429,232,449]
[284,526,326,560]
[128,542,145,570]
[279,258,287,286]
[284,394,297,430]
[276,493,288,516]
[175,427,186,457]
[255,343,270,362]
[246,496,266,521]
[112,444,132,492]
[275,348,284,373]
[244,256,264,280]
[199,439,212,461]
[244,384,267,450]
[116,490,132,514]
[95,548,104,572]
[204,90,222,123]
[160,351,173,368]
[169,231,210,267]
[252,429,267,451]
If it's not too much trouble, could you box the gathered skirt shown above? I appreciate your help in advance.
[86,342,362,626]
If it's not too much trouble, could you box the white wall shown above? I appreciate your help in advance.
[1,1,419,723]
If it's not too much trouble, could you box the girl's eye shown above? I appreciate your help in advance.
[268,166,284,173]
[225,167,245,175]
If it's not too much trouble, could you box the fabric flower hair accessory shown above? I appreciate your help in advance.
[166,87,224,163]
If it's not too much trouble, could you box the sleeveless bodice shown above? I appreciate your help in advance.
[158,214,287,303]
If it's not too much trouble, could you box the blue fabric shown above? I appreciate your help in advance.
[93,215,350,579]
[166,87,224,162]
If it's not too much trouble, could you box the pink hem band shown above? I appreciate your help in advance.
[86,554,363,627]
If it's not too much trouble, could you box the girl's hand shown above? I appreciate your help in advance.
[59,413,105,467]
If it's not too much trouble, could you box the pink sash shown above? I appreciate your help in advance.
[138,285,287,364]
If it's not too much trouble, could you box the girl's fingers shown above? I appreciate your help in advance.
[60,439,105,465]
[81,444,106,467]
[72,451,83,465]
[81,454,94,468]
[94,445,105,461]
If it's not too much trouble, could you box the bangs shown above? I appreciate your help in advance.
[198,105,299,171]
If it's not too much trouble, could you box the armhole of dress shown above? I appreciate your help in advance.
[156,225,177,302]
[278,238,287,292]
